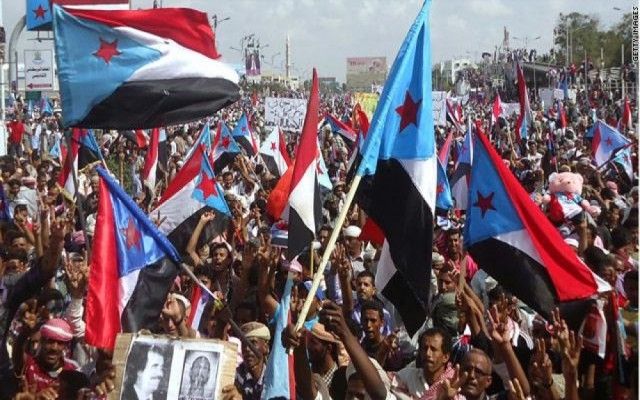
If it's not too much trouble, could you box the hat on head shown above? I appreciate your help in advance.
[40,318,73,342]
[343,225,361,239]
[241,322,271,341]
[432,252,445,265]
[309,323,340,344]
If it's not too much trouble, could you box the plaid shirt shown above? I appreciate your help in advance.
[235,362,264,400]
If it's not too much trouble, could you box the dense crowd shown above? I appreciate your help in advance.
[0,74,637,400]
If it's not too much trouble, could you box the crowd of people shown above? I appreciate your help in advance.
[0,65,637,400]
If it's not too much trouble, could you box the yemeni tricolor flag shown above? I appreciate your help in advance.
[186,284,211,332]
[260,126,291,177]
[183,122,213,164]
[52,6,240,129]
[514,62,532,141]
[86,166,182,349]
[152,145,230,253]
[142,128,160,191]
[286,69,322,260]
[232,113,259,156]
[354,0,436,336]
[464,131,610,326]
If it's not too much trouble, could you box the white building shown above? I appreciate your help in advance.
[440,58,477,83]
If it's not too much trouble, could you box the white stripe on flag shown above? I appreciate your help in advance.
[288,163,317,232]
[119,269,141,315]
[399,157,437,214]
[115,27,240,83]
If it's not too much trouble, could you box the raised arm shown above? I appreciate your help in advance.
[186,211,215,266]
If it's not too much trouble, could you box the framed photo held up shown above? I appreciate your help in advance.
[110,333,238,400]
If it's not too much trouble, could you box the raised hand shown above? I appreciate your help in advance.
[507,378,527,400]
[487,305,511,345]
[529,338,553,389]
[561,329,583,372]
[438,364,468,400]
[200,210,216,223]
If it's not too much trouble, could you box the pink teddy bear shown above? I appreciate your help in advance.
[542,172,600,225]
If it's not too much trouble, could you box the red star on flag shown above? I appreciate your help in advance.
[33,4,47,20]
[395,91,421,132]
[436,183,444,194]
[270,141,277,150]
[473,191,496,218]
[121,217,141,249]
[221,136,231,149]
[94,38,121,64]
[605,137,613,147]
[241,126,247,132]
[197,172,218,198]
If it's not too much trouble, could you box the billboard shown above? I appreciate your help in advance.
[346,57,387,91]
[24,50,54,91]
[27,0,130,31]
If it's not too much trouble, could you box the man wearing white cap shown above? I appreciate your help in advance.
[343,225,365,275]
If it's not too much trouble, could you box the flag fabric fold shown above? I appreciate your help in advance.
[324,113,357,143]
[212,121,242,173]
[514,62,531,141]
[142,128,160,190]
[232,113,259,156]
[259,126,291,177]
[86,166,182,349]
[287,69,322,260]
[53,5,240,129]
[354,0,435,336]
[591,120,631,167]
[152,145,230,253]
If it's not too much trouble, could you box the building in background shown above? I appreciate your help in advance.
[439,58,477,84]
[346,57,387,92]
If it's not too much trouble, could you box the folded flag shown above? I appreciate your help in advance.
[618,96,633,132]
[40,96,53,116]
[58,128,101,197]
[287,69,322,260]
[142,128,160,191]
[436,159,453,211]
[183,122,213,164]
[49,137,63,162]
[52,6,240,129]
[324,113,357,143]
[438,131,453,165]
[261,276,296,400]
[232,113,259,156]
[591,120,631,167]
[187,284,211,333]
[152,145,230,253]
[612,146,634,180]
[316,141,333,191]
[491,94,503,127]
[450,125,474,210]
[212,121,241,173]
[464,130,610,325]
[27,100,34,118]
[122,129,149,149]
[259,126,291,177]
[514,62,531,141]
[86,166,182,349]
[556,100,567,129]
[355,0,435,336]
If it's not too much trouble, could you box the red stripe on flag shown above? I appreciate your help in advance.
[65,7,220,59]
[476,131,599,301]
[186,284,202,328]
[85,178,121,349]
[289,69,319,192]
[142,128,159,186]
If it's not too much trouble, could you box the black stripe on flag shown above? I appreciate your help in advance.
[468,238,592,330]
[357,159,433,336]
[80,78,240,130]
[287,176,322,260]
[121,257,177,332]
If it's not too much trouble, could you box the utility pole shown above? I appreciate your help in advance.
[621,43,625,99]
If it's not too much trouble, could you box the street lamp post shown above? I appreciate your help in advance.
[212,14,230,32]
